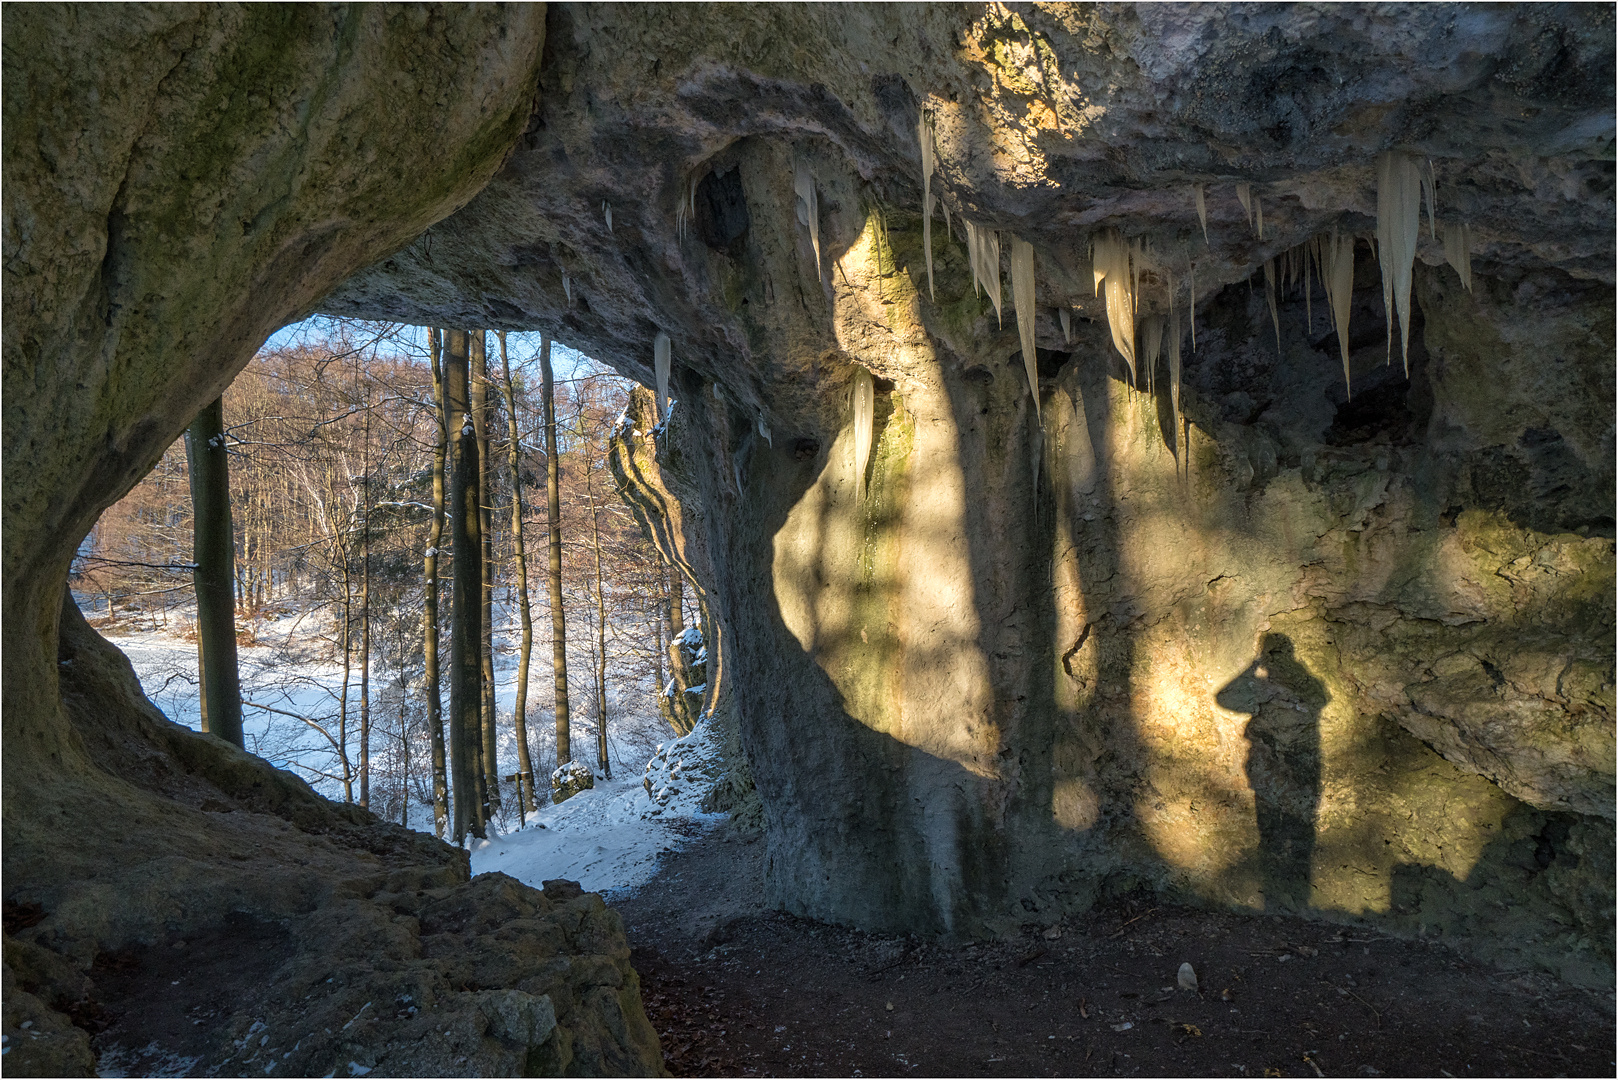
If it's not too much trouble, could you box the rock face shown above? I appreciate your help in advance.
[321,4,1615,983]
[3,15,1613,1066]
[3,6,662,1075]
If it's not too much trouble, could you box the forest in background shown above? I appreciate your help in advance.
[71,319,708,838]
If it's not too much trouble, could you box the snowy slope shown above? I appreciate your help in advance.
[470,720,726,897]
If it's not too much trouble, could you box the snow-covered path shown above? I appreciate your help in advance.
[470,722,728,897]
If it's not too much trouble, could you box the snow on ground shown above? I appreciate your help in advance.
[94,598,729,898]
[470,719,726,898]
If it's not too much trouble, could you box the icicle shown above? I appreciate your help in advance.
[562,272,572,304]
[1169,301,1184,471]
[604,202,613,233]
[964,220,978,294]
[1376,151,1423,376]
[794,158,821,279]
[919,113,936,301]
[1255,196,1264,240]
[1059,306,1071,344]
[965,221,1002,326]
[1190,263,1197,350]
[852,365,875,502]
[654,331,672,421]
[1010,237,1041,424]
[1263,259,1280,352]
[1323,228,1355,396]
[675,174,698,240]
[1140,315,1164,395]
[1092,229,1137,384]
[1236,183,1253,231]
[758,418,772,447]
[1444,221,1473,292]
[1194,185,1209,245]
[1422,159,1438,240]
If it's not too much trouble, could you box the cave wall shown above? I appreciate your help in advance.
[318,4,1614,981]
[3,6,660,1074]
[3,3,1612,1035]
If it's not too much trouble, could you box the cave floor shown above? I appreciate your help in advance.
[617,819,1613,1078]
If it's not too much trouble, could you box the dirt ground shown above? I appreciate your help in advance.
[616,819,1615,1078]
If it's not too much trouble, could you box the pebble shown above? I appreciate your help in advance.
[1178,962,1198,992]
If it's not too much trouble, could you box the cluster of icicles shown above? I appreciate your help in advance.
[921,120,1478,461]
[651,122,1477,504]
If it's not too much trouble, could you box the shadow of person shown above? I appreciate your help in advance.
[1216,633,1328,912]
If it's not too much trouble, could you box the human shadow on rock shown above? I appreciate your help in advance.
[1216,633,1327,912]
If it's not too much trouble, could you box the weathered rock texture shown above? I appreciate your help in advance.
[322,3,1615,984]
[4,18,1613,1074]
[3,5,661,1075]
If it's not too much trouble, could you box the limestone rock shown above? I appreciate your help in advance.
[315,4,1609,982]
[553,761,597,804]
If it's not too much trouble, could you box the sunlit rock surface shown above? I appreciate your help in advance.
[3,6,662,1075]
[3,12,1612,1057]
[321,5,1615,982]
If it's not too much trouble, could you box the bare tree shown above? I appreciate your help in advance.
[185,395,244,746]
[499,331,540,813]
[424,328,450,837]
[445,329,486,841]
[539,335,572,778]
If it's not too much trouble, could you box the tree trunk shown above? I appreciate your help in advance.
[358,365,372,809]
[539,335,572,776]
[585,449,612,779]
[471,331,501,820]
[185,396,244,747]
[424,328,450,838]
[445,329,486,841]
[325,465,355,802]
[499,331,539,813]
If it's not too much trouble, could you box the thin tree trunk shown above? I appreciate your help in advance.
[338,542,353,803]
[398,654,411,828]
[471,331,500,819]
[424,328,450,838]
[585,450,612,779]
[499,331,539,813]
[186,396,244,747]
[539,335,572,779]
[358,366,372,809]
[446,329,486,841]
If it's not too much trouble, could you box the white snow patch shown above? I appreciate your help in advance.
[470,717,726,897]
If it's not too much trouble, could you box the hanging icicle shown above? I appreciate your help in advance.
[758,418,773,448]
[1255,196,1264,240]
[1010,237,1041,424]
[852,365,875,502]
[1092,229,1137,385]
[1169,300,1184,473]
[604,201,613,233]
[1443,221,1473,292]
[1322,228,1355,396]
[1236,182,1253,232]
[654,331,672,421]
[1194,185,1209,245]
[1190,263,1197,350]
[965,221,1003,327]
[562,272,572,305]
[1375,150,1428,376]
[919,112,936,301]
[1140,315,1164,395]
[675,173,699,240]
[1059,306,1071,345]
[794,157,822,280]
